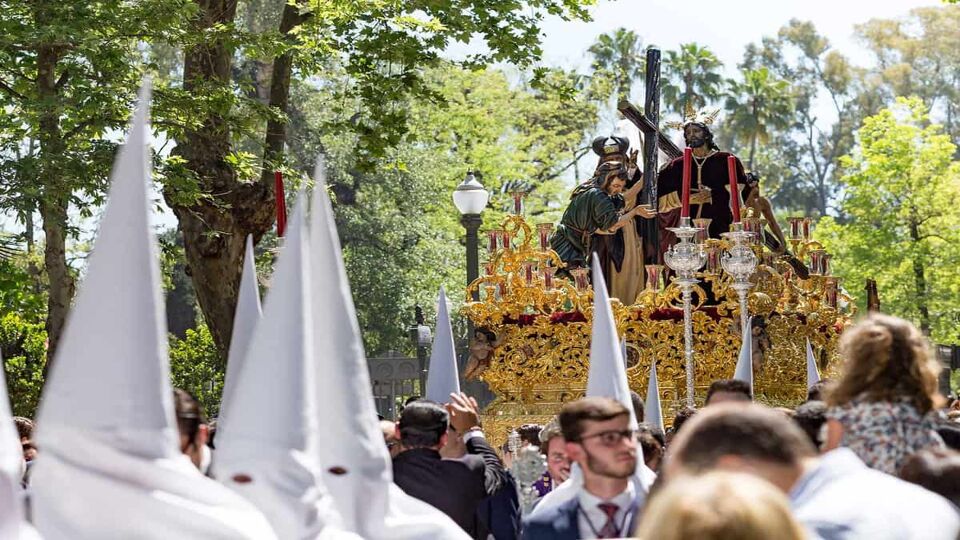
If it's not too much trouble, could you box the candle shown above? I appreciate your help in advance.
[523,262,534,285]
[542,266,555,289]
[487,230,500,253]
[727,155,741,222]
[572,268,589,291]
[513,191,524,215]
[802,218,812,241]
[681,148,692,218]
[537,223,554,250]
[705,245,721,274]
[645,265,664,290]
[824,277,839,308]
[693,218,712,244]
[788,218,803,240]
[501,230,512,250]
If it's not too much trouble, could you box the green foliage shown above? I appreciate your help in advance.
[855,6,960,148]
[0,253,46,323]
[588,28,644,102]
[0,313,47,417]
[169,325,225,418]
[736,20,872,216]
[662,43,724,116]
[816,98,960,343]
[723,67,794,170]
[283,62,596,353]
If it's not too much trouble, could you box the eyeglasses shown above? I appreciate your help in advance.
[577,429,636,447]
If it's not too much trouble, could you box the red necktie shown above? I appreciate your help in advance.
[597,502,620,538]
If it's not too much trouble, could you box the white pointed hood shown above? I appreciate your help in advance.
[31,80,277,540]
[531,254,655,517]
[733,317,754,395]
[308,157,468,539]
[425,286,460,403]
[0,354,40,540]
[219,235,262,428]
[644,360,664,433]
[213,196,353,539]
[806,339,821,390]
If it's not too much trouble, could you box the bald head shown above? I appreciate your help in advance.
[666,404,817,492]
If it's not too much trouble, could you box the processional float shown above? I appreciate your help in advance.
[461,50,854,443]
[462,198,853,443]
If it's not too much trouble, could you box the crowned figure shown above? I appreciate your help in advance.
[655,107,748,261]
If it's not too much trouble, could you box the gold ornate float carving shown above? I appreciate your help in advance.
[464,213,854,443]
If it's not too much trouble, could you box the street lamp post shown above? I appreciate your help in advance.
[453,171,489,302]
[408,305,431,395]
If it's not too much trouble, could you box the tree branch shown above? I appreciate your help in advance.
[0,78,24,100]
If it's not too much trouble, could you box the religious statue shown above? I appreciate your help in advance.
[550,153,655,299]
[656,108,747,260]
[743,171,809,277]
[463,327,500,380]
[742,172,787,252]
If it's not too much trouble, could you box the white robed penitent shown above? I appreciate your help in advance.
[30,81,277,540]
[0,353,41,540]
[733,317,754,395]
[308,158,468,539]
[213,197,355,539]
[425,286,460,403]
[218,234,262,430]
[530,254,656,517]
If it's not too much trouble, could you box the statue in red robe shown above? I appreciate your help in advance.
[655,120,747,262]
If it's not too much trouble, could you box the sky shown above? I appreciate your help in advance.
[1,0,943,235]
[534,0,939,73]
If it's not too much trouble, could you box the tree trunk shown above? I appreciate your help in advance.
[34,7,73,372]
[166,0,306,361]
[908,217,931,335]
[748,134,757,171]
[259,0,310,184]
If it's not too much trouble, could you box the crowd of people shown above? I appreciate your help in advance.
[11,308,960,540]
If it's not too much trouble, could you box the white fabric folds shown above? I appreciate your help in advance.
[30,80,276,540]
[308,157,468,539]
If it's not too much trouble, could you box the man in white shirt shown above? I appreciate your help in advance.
[665,403,960,540]
[522,397,641,539]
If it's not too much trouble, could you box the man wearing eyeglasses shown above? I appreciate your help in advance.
[522,397,640,539]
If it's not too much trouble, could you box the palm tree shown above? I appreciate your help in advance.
[663,43,725,116]
[724,67,794,169]
[588,28,645,101]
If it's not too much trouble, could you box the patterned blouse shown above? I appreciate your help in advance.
[826,395,945,475]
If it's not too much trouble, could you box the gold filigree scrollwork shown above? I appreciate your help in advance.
[468,215,853,433]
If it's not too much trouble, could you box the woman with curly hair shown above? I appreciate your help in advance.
[824,313,946,474]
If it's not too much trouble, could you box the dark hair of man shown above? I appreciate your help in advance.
[398,400,449,448]
[13,417,34,440]
[672,404,816,472]
[671,406,698,435]
[683,121,720,151]
[792,400,827,449]
[705,379,752,404]
[559,397,630,442]
[806,379,831,402]
[638,423,665,457]
[173,388,206,445]
[517,424,543,447]
[899,448,960,507]
[539,421,563,456]
[630,390,645,424]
